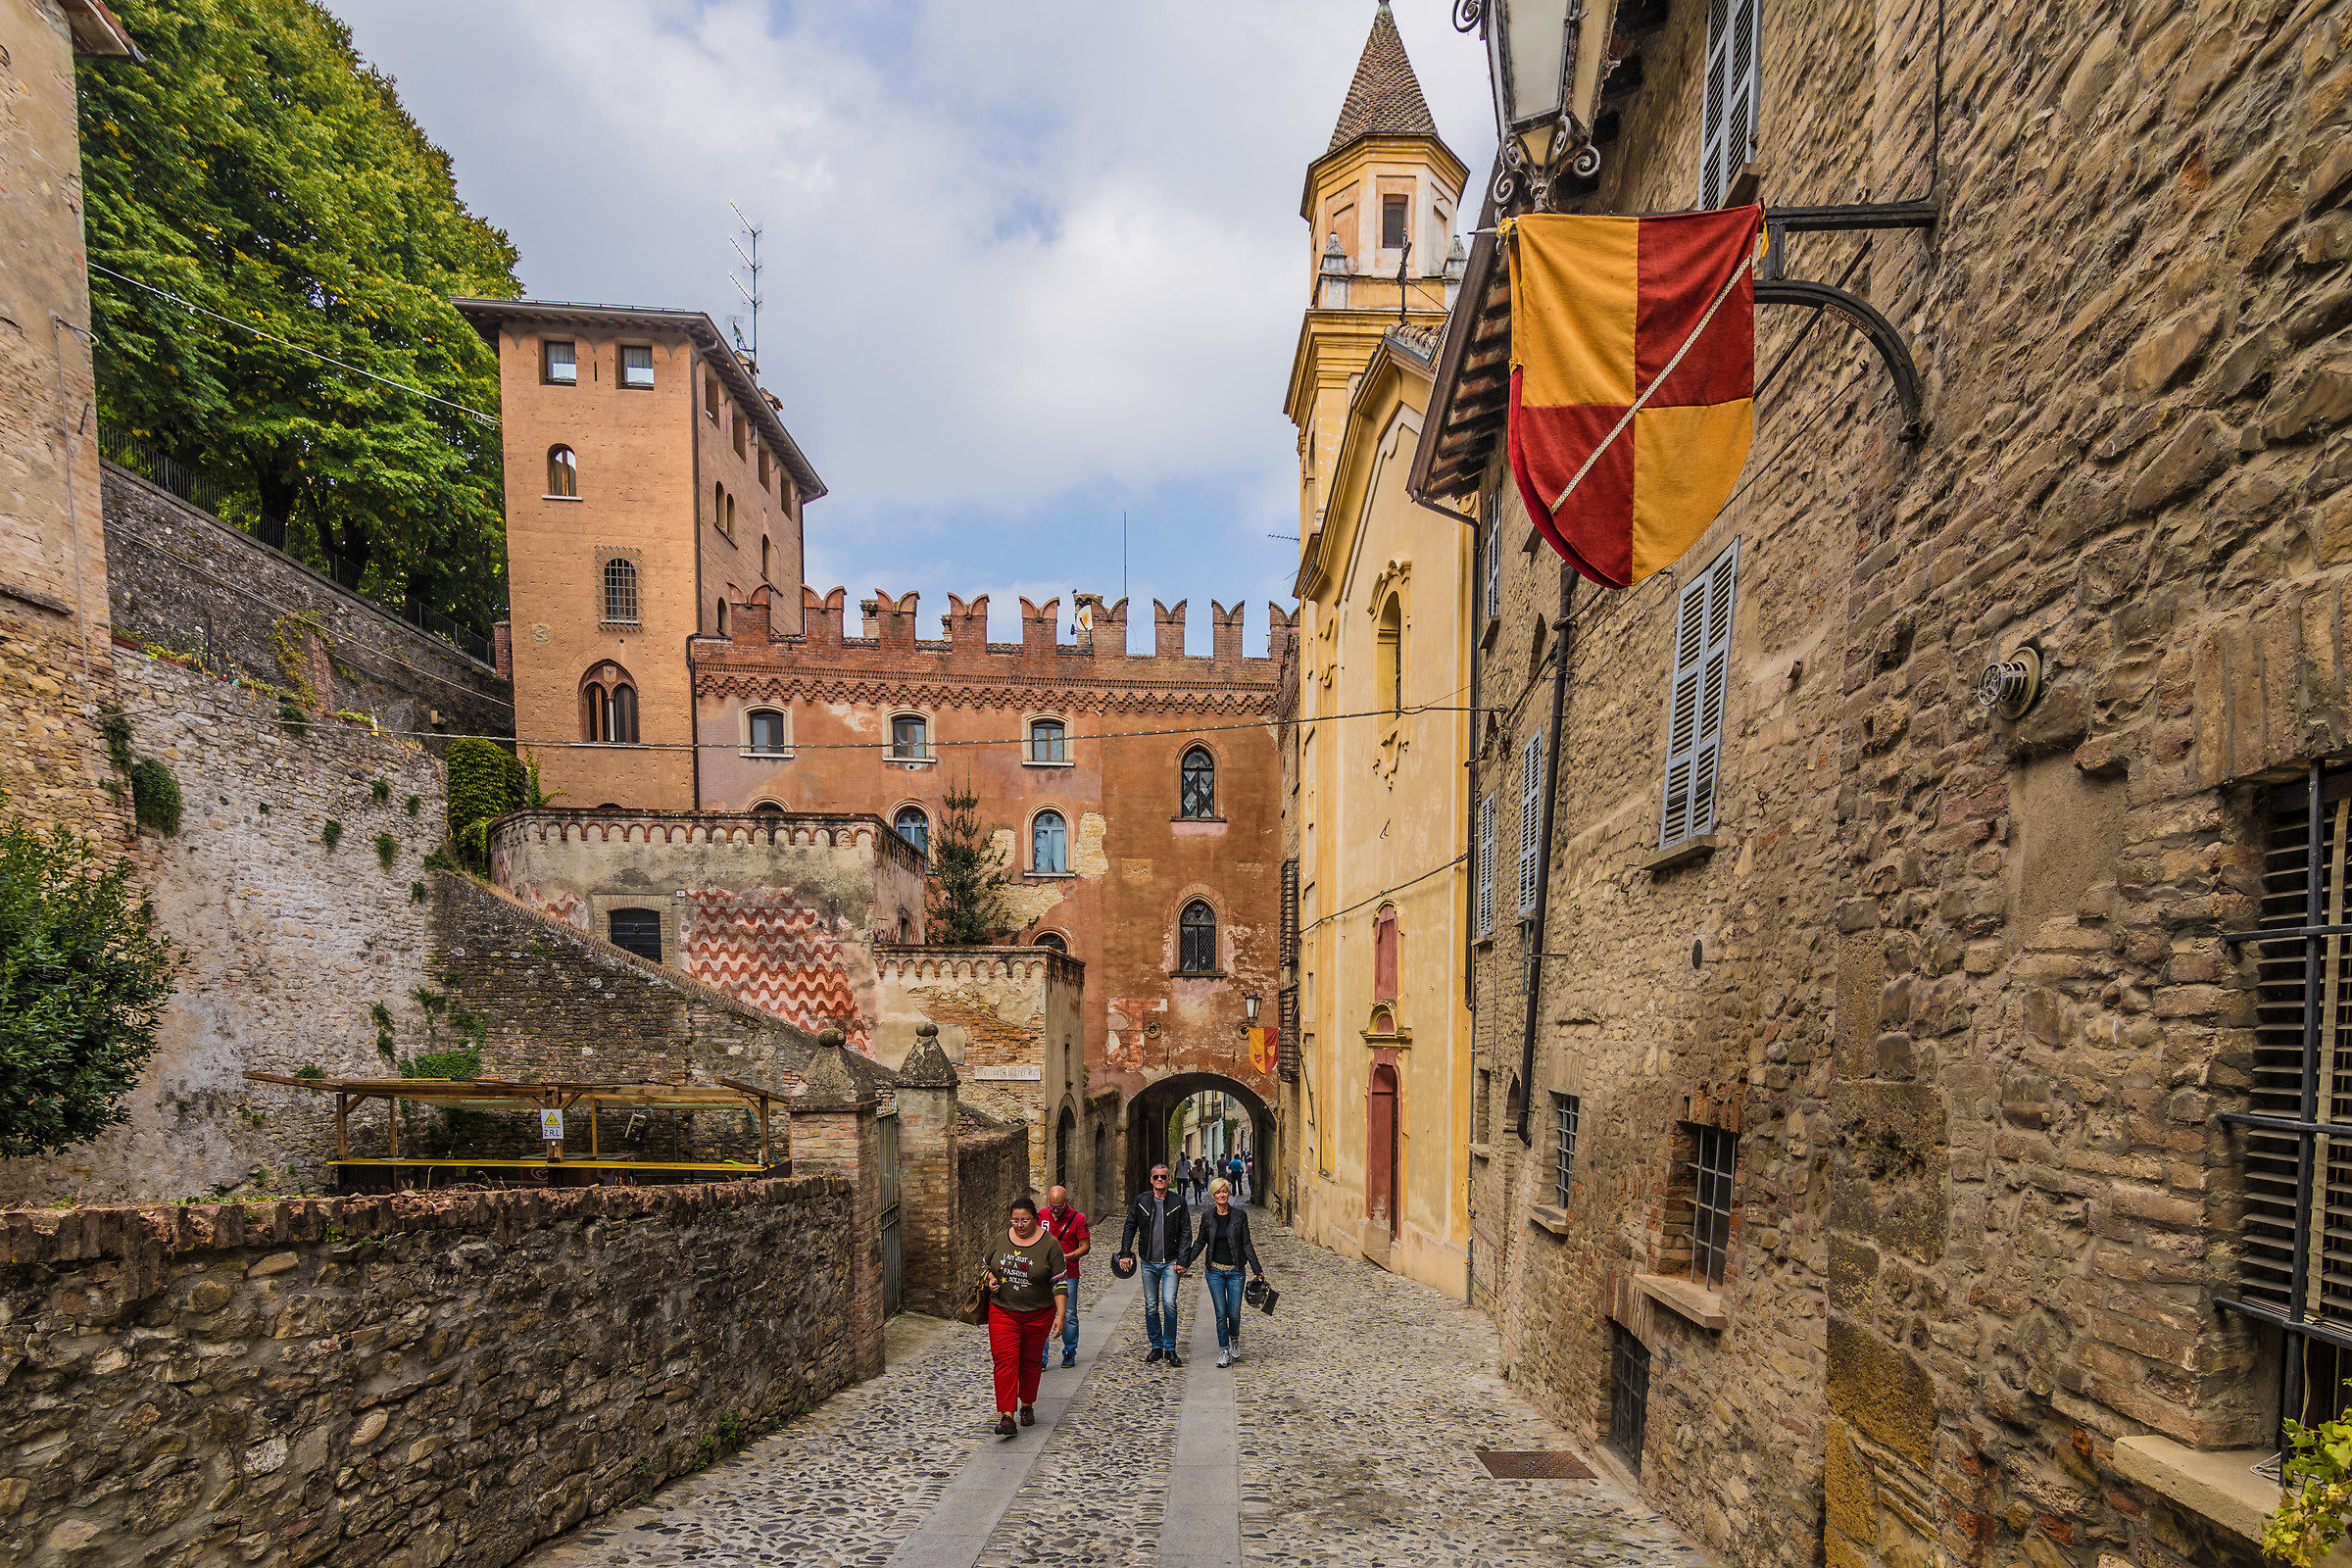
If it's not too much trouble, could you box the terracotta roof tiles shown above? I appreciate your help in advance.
[1329,2,1441,152]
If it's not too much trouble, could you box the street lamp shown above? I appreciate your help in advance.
[1245,992,1261,1024]
[1457,0,1609,212]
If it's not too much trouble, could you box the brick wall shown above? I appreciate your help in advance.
[0,1176,859,1568]
[101,464,512,745]
[955,1115,1033,1286]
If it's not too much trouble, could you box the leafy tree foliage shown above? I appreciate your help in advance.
[926,781,1011,945]
[0,816,183,1157]
[77,0,521,628]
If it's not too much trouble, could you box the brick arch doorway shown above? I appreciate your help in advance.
[1123,1071,1275,1210]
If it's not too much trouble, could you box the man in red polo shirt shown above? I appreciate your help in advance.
[1040,1185,1092,1369]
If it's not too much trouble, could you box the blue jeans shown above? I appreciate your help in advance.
[1140,1261,1181,1351]
[1206,1266,1245,1349]
[1043,1278,1079,1364]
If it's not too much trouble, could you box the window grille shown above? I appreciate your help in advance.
[891,715,929,760]
[543,340,576,384]
[1553,1093,1580,1207]
[1700,0,1762,209]
[1179,901,1217,974]
[1608,1323,1649,1472]
[1281,858,1299,968]
[747,710,787,755]
[1181,746,1217,817]
[1519,730,1544,913]
[893,806,929,867]
[1660,543,1737,850]
[619,344,655,388]
[1688,1123,1737,1288]
[1030,719,1067,763]
[1478,793,1496,938]
[1277,985,1300,1081]
[2225,761,2352,1435]
[608,908,662,962]
[1032,809,1067,874]
[602,558,639,624]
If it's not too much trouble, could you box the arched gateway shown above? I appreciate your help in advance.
[1122,1072,1276,1208]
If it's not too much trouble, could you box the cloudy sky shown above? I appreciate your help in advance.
[325,0,1495,654]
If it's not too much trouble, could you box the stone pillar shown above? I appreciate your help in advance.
[791,1029,884,1380]
[894,1022,960,1317]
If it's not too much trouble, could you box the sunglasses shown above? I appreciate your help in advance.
[1151,1172,1169,1180]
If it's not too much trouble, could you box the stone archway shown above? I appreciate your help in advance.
[1122,1071,1276,1210]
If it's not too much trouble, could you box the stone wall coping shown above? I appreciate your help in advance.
[488,808,922,875]
[1632,1271,1729,1331]
[2112,1435,2351,1563]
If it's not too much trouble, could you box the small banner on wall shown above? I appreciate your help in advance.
[1248,1026,1278,1076]
[1504,205,1766,590]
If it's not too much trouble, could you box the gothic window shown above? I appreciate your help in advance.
[1178,900,1217,974]
[890,714,930,761]
[715,598,731,637]
[547,445,578,498]
[580,662,638,744]
[601,558,639,624]
[619,344,655,387]
[1701,0,1764,208]
[1032,809,1068,875]
[1373,903,1398,1003]
[609,907,662,962]
[542,340,576,384]
[1378,596,1403,715]
[761,535,774,583]
[1180,745,1216,819]
[1036,932,1068,956]
[746,709,788,755]
[1660,543,1738,850]
[893,805,929,867]
[1029,718,1067,763]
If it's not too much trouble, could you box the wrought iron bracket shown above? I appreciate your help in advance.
[1752,200,1936,444]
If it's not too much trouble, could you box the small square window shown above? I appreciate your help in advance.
[1381,195,1408,250]
[891,714,930,760]
[1029,719,1066,763]
[747,710,788,755]
[1687,1124,1738,1289]
[619,345,655,388]
[1552,1094,1580,1207]
[543,340,577,384]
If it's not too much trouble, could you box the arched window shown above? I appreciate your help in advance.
[761,535,773,583]
[747,709,788,755]
[1178,900,1217,974]
[715,599,731,637]
[1373,903,1399,1003]
[713,480,728,538]
[1029,718,1066,763]
[1180,745,1216,819]
[580,662,638,744]
[1036,932,1068,956]
[894,806,929,867]
[898,909,913,943]
[1378,596,1403,715]
[602,557,639,624]
[546,445,578,498]
[752,801,784,816]
[726,490,736,538]
[609,907,662,961]
[1032,809,1068,874]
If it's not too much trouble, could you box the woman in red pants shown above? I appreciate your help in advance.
[980,1195,1067,1437]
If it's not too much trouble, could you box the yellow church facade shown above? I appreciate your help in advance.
[1280,4,1475,1299]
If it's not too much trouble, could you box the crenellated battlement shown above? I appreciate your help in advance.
[695,583,1295,712]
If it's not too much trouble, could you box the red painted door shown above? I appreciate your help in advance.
[1367,1064,1399,1231]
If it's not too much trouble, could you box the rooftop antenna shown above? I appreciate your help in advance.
[728,201,763,372]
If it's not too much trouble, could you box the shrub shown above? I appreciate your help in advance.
[410,880,426,904]
[98,710,133,773]
[2266,1399,2352,1565]
[127,759,182,836]
[278,700,310,735]
[370,779,390,806]
[0,816,183,1156]
[374,832,398,869]
[320,819,342,850]
[405,794,421,816]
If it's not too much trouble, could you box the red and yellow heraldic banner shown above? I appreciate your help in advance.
[1505,205,1765,589]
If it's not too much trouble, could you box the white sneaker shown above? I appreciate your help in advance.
[1229,1348,1243,1364]
[1216,1350,1232,1368]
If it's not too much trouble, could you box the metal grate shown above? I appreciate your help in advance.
[1476,1449,1595,1480]
[2225,761,2352,1435]
[1553,1093,1580,1207]
[1608,1323,1649,1472]
[1690,1124,1737,1288]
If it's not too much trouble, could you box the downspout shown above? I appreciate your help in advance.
[1513,562,1573,1144]
[689,344,705,808]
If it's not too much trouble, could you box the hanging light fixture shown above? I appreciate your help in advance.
[1459,0,1611,212]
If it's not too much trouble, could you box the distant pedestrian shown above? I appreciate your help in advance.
[1194,1155,1211,1204]
[1115,1163,1194,1367]
[980,1196,1066,1438]
[1226,1152,1247,1204]
[1039,1185,1091,1369]
[1181,1178,1264,1367]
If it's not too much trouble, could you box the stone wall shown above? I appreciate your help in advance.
[955,1113,1033,1283]
[0,650,447,1207]
[0,1176,860,1568]
[101,463,513,746]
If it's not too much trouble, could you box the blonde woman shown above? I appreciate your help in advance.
[1179,1178,1264,1366]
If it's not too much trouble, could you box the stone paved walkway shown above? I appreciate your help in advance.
[521,1215,1714,1568]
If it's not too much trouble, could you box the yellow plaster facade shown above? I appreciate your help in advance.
[1279,5,1474,1299]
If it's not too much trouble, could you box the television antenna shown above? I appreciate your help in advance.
[729,201,763,371]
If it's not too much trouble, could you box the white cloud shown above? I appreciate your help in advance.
[329,0,1496,645]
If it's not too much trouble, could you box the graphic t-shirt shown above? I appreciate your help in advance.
[1042,1205,1090,1277]
[985,1232,1067,1314]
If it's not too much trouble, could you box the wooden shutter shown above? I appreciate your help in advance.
[1281,858,1300,968]
[1478,793,1496,938]
[1660,544,1738,848]
[1519,730,1544,913]
[1700,0,1760,208]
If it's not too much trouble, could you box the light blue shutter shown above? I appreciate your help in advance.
[1660,544,1738,848]
[1519,730,1544,912]
[1701,0,1761,208]
[1478,793,1496,938]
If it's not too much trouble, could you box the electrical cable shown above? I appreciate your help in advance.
[1299,852,1468,936]
[85,262,499,425]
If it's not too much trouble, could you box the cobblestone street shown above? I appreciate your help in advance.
[524,1216,1712,1568]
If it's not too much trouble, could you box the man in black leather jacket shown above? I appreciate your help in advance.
[1116,1164,1194,1366]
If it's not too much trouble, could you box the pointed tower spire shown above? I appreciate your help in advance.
[1329,2,1441,152]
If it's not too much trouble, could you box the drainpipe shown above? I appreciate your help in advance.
[1464,516,1482,1011]
[1514,562,1573,1145]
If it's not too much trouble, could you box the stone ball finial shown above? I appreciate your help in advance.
[899,1020,957,1089]
[818,1027,847,1050]
[916,1022,939,1039]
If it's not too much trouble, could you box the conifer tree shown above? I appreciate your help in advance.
[926,781,1010,945]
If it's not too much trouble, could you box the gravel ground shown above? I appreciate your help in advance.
[516,1212,1709,1568]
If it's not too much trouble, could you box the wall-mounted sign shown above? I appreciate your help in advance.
[973,1065,1043,1082]
[540,1108,564,1141]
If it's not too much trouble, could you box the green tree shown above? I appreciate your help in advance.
[926,780,1010,945]
[77,0,520,629]
[0,816,183,1158]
